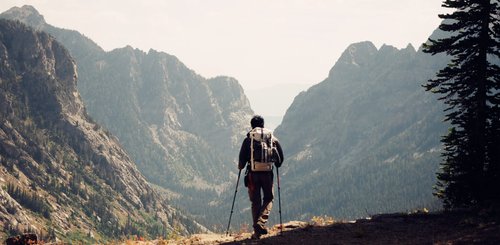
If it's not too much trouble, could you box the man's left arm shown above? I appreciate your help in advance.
[274,139,284,168]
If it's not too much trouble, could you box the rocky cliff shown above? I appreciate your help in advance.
[0,19,203,243]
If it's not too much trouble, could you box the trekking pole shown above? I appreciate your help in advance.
[226,169,242,236]
[276,167,283,234]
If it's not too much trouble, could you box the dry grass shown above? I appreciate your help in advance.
[310,215,336,226]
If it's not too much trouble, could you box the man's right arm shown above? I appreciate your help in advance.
[238,138,250,170]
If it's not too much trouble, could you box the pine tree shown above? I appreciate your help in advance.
[424,0,500,208]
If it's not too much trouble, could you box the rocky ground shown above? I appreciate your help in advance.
[125,210,500,245]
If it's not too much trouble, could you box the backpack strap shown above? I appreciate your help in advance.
[261,127,265,161]
[269,132,274,156]
[250,131,254,167]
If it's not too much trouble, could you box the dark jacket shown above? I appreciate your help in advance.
[238,130,284,170]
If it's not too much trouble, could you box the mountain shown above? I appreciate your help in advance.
[0,19,205,243]
[1,5,253,227]
[274,40,450,221]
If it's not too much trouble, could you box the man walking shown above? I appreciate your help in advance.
[239,115,284,238]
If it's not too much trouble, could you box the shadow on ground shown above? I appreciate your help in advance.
[221,211,500,245]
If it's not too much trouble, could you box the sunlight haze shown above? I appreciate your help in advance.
[0,0,446,118]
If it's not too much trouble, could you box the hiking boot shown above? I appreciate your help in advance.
[254,224,268,235]
[251,233,261,239]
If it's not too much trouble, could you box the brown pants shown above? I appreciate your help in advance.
[247,171,274,231]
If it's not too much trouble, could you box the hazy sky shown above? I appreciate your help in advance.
[0,1,446,91]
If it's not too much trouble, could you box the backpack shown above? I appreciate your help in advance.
[249,127,276,171]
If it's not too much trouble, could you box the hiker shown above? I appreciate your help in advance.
[238,115,284,238]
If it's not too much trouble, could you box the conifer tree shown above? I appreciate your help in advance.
[424,0,500,208]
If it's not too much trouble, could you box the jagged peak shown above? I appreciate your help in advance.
[329,41,421,78]
[379,44,398,53]
[328,41,377,77]
[404,43,416,53]
[147,48,179,62]
[0,5,46,29]
[338,41,378,65]
[209,76,238,84]
[208,76,246,95]
[379,43,416,55]
[108,45,148,59]
[120,45,142,53]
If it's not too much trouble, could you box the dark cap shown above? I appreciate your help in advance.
[250,115,264,129]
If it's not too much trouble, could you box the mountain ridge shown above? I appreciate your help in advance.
[0,19,205,242]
